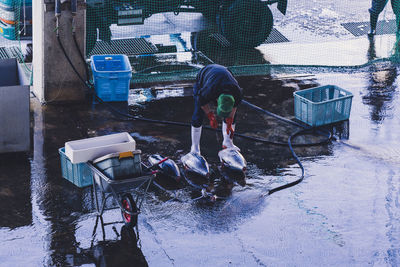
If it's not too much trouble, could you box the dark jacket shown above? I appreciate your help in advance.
[193,64,243,107]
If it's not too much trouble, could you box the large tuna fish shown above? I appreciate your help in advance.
[180,152,210,177]
[218,148,247,172]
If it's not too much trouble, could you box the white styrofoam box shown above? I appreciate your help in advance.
[65,132,136,164]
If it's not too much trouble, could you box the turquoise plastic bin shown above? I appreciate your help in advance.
[0,22,15,40]
[90,54,132,102]
[293,85,353,127]
[59,147,93,188]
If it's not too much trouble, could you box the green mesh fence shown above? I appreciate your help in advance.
[0,0,33,83]
[84,0,400,85]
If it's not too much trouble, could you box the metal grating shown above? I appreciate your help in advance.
[210,28,289,47]
[87,38,158,57]
[0,46,23,62]
[7,46,24,62]
[342,20,397,36]
[0,47,9,59]
[210,33,231,47]
[264,28,290,44]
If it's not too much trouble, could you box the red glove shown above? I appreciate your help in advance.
[207,112,218,129]
[225,117,234,138]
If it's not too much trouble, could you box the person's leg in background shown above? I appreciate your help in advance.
[390,0,400,35]
[369,0,390,36]
[389,0,400,56]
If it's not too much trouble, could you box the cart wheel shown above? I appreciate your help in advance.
[121,225,137,245]
[219,0,273,48]
[121,194,138,227]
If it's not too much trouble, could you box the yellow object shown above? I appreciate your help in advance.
[0,27,3,34]
[119,151,134,159]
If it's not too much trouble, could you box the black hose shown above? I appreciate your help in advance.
[72,33,91,82]
[242,100,333,139]
[268,128,310,195]
[243,100,333,194]
[242,100,304,128]
[57,35,92,89]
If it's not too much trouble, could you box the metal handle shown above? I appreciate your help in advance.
[143,157,168,172]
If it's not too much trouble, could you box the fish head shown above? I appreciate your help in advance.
[159,159,181,181]
[218,149,247,172]
[149,154,181,182]
[148,154,164,166]
[181,152,210,177]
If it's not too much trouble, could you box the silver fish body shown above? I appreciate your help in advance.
[218,148,247,172]
[181,152,210,177]
[148,154,181,181]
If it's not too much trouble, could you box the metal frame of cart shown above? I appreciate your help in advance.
[87,162,155,242]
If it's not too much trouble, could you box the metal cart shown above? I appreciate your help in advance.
[87,162,155,242]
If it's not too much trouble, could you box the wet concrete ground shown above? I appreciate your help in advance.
[1,57,400,266]
[1,0,400,265]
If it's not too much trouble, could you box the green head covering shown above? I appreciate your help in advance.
[217,94,235,118]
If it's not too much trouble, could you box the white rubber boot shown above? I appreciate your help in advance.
[190,126,202,155]
[222,122,240,151]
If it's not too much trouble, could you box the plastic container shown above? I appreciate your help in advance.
[294,85,353,127]
[65,132,136,164]
[0,0,32,40]
[0,21,16,40]
[0,0,32,6]
[90,54,132,102]
[94,150,142,180]
[59,147,92,188]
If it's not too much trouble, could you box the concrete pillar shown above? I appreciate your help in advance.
[33,0,86,103]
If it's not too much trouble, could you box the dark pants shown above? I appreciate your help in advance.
[191,96,205,128]
[369,0,400,23]
[370,0,390,16]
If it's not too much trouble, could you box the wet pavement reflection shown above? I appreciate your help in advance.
[1,61,400,266]
[365,37,398,124]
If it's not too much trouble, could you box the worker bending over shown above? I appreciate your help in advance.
[186,64,243,156]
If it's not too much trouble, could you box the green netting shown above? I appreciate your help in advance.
[1,1,399,87]
[84,0,400,85]
[85,0,282,83]
[0,0,33,83]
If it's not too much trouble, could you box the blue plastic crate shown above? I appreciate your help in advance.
[293,85,353,127]
[59,147,93,188]
[90,54,132,102]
